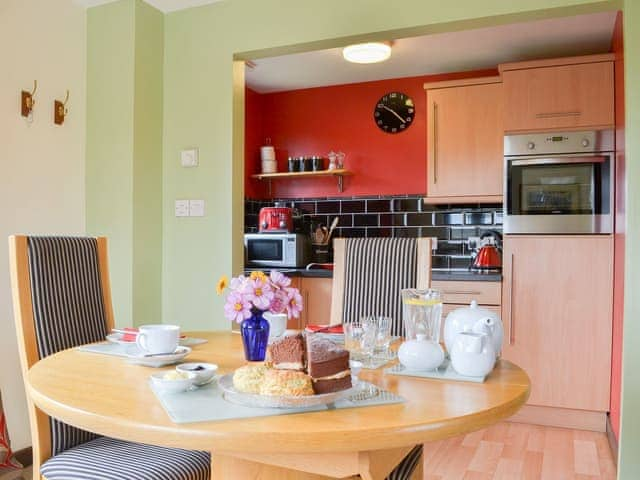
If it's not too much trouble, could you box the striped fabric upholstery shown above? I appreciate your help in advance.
[27,237,107,455]
[385,445,423,480]
[40,436,210,480]
[342,237,418,336]
[26,236,210,480]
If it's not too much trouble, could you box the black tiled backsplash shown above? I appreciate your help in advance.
[245,195,503,270]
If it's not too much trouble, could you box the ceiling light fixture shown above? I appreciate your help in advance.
[342,42,391,64]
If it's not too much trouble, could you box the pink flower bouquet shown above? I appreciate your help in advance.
[218,270,303,323]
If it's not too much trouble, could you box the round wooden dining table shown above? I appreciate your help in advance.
[27,331,529,480]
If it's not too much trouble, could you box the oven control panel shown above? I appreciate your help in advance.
[505,130,613,156]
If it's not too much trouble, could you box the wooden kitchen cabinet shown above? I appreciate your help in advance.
[501,235,613,413]
[424,77,504,203]
[297,276,333,328]
[500,54,614,133]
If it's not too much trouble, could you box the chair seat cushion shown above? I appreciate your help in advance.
[40,436,210,480]
[386,444,423,480]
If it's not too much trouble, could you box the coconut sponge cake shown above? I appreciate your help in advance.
[232,364,269,394]
[260,369,314,396]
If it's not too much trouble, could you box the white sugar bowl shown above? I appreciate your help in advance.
[398,334,445,371]
[443,300,503,358]
[450,332,496,377]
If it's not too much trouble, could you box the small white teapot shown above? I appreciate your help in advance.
[450,332,496,377]
[444,300,503,358]
[398,334,444,371]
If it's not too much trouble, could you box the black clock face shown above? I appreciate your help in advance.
[374,92,415,134]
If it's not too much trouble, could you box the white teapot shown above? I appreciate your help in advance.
[443,300,503,358]
[450,332,496,377]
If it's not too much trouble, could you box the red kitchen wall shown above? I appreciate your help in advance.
[610,10,625,442]
[245,69,497,199]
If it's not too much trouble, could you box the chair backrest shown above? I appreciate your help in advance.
[330,237,432,336]
[9,236,115,469]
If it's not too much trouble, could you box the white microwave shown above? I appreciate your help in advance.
[244,233,311,268]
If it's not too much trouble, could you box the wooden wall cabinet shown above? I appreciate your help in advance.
[500,54,614,133]
[501,235,613,413]
[424,77,504,203]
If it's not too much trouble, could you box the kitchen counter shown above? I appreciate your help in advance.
[244,267,501,281]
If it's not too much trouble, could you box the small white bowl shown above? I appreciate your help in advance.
[150,371,196,393]
[176,363,218,386]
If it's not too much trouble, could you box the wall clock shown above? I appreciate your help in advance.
[373,92,415,133]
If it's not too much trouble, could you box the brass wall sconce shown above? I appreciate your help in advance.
[54,90,69,125]
[21,80,37,121]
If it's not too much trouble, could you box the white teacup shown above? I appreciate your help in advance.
[136,324,180,355]
[263,312,287,341]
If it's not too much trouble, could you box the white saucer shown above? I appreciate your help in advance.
[125,345,192,367]
[106,333,207,347]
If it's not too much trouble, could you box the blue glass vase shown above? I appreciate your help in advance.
[240,310,270,361]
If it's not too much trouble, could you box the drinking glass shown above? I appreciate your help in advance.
[401,289,443,343]
[344,320,377,361]
[366,316,392,355]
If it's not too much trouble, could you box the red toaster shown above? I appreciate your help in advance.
[258,207,293,232]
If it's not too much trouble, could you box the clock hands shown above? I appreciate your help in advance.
[382,105,406,124]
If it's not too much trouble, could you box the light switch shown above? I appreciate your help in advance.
[180,148,199,167]
[189,199,205,217]
[175,200,189,217]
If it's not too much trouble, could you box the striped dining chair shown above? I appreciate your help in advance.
[330,236,432,480]
[9,236,210,480]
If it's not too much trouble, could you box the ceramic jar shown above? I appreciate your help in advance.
[450,332,496,377]
[263,312,287,341]
[443,300,503,358]
[398,334,445,371]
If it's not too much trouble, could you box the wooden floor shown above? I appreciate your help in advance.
[422,422,617,479]
[0,423,616,479]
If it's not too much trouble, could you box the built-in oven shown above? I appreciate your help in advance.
[504,130,614,234]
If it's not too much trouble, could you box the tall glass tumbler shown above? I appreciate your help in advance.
[401,289,443,342]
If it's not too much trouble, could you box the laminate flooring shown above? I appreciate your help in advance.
[0,424,616,480]
[422,422,617,480]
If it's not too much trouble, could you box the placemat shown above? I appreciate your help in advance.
[384,358,488,383]
[150,380,405,424]
[77,342,134,357]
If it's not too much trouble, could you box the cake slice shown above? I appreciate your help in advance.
[266,333,306,371]
[305,334,352,394]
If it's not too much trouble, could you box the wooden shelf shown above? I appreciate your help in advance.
[251,169,352,194]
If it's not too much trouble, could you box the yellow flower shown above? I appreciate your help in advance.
[249,270,266,281]
[216,275,228,295]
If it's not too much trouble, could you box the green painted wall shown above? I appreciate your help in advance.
[161,0,620,331]
[133,1,164,325]
[86,0,135,326]
[87,0,163,327]
[618,0,640,477]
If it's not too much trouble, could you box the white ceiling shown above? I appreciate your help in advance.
[246,11,617,93]
[73,0,224,13]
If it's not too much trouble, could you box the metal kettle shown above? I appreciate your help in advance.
[470,231,502,271]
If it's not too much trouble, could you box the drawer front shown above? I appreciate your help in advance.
[432,280,502,305]
[442,303,501,317]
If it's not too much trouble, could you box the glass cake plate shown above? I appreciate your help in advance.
[218,373,359,409]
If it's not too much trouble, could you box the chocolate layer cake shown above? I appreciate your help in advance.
[266,333,305,371]
[305,334,352,394]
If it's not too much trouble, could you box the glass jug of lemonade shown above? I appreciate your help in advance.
[401,289,443,342]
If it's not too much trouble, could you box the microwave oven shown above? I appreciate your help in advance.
[244,233,311,268]
[504,130,614,234]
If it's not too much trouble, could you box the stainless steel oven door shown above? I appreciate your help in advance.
[504,154,613,234]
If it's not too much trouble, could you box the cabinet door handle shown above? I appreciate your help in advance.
[535,111,581,119]
[443,290,483,296]
[508,253,515,345]
[432,102,438,184]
